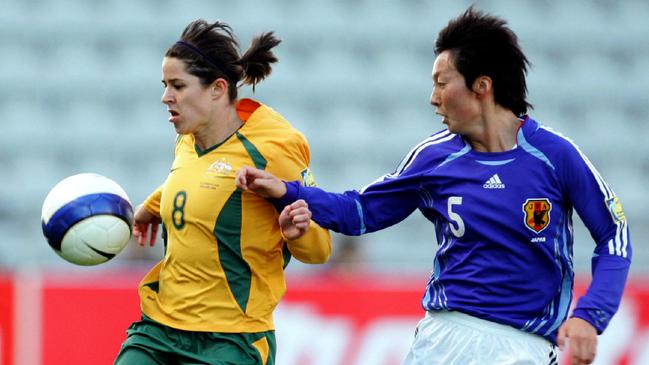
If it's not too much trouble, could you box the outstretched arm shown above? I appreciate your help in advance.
[237,166,422,236]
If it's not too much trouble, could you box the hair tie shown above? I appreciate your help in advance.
[175,41,237,82]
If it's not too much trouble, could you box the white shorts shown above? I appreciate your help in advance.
[403,311,558,365]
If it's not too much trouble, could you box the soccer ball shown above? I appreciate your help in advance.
[41,173,134,266]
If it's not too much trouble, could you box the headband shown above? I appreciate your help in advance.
[175,41,237,82]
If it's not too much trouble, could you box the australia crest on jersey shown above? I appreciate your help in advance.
[201,157,235,190]
[522,198,552,233]
[206,157,234,177]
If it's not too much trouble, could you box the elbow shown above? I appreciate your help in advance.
[294,242,332,264]
[287,223,333,264]
[308,245,332,264]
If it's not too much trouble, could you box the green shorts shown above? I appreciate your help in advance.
[114,316,276,365]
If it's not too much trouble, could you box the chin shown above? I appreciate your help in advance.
[172,123,186,134]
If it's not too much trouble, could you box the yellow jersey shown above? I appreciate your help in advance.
[138,98,331,333]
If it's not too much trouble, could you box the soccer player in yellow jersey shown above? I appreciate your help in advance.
[114,20,331,365]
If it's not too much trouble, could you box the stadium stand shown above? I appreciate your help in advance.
[0,0,646,272]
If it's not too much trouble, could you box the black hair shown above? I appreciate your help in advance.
[166,20,281,100]
[435,7,532,115]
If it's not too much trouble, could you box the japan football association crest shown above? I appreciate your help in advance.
[522,198,552,233]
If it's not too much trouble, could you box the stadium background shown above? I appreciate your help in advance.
[1,0,647,364]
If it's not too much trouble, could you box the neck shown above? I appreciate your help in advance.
[194,103,243,151]
[465,107,521,153]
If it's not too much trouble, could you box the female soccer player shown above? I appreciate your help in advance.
[114,20,331,365]
[236,7,631,365]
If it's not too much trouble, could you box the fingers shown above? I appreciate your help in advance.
[235,167,249,191]
[236,166,269,194]
[236,167,287,198]
[278,200,312,240]
[149,223,159,246]
[558,318,597,365]
[557,325,567,351]
[236,166,267,188]
[289,199,308,209]
[132,203,161,247]
[571,337,596,365]
[135,224,148,246]
[249,177,273,191]
[134,223,158,247]
[288,200,311,225]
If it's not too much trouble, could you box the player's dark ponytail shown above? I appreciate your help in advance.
[167,19,280,100]
[237,32,281,91]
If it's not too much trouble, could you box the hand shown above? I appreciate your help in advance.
[236,166,287,199]
[133,204,161,247]
[557,317,598,365]
[279,200,311,240]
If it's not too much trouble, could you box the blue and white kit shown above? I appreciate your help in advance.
[276,116,631,344]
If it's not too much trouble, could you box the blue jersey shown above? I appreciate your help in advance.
[276,116,631,344]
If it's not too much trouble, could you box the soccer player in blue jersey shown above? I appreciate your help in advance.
[236,7,631,365]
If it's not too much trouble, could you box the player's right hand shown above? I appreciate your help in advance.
[279,199,311,240]
[557,317,597,365]
[133,204,161,247]
[236,166,287,199]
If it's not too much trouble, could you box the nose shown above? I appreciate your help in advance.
[430,87,441,107]
[161,87,174,105]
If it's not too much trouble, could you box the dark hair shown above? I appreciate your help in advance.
[166,20,281,100]
[435,7,532,115]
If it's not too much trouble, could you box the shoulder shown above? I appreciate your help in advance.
[393,129,464,176]
[522,118,592,172]
[238,101,311,169]
[527,120,584,157]
[241,101,308,147]
[529,121,576,149]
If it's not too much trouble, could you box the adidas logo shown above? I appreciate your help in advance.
[483,174,505,189]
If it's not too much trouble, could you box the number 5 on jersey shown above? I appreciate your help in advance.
[447,196,464,238]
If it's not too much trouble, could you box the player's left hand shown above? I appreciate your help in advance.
[279,199,311,240]
[557,317,598,365]
[133,204,161,247]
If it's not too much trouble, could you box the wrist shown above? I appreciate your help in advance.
[271,181,299,212]
[571,308,604,334]
[278,227,290,242]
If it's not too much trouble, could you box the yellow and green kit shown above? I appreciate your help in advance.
[137,98,331,338]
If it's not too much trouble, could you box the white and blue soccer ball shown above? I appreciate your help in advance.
[41,173,134,266]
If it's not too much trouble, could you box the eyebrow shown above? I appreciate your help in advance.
[161,78,184,84]
[432,71,445,82]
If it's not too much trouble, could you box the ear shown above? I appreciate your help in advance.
[210,78,229,100]
[471,76,492,97]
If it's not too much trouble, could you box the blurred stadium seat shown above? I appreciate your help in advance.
[0,0,647,273]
